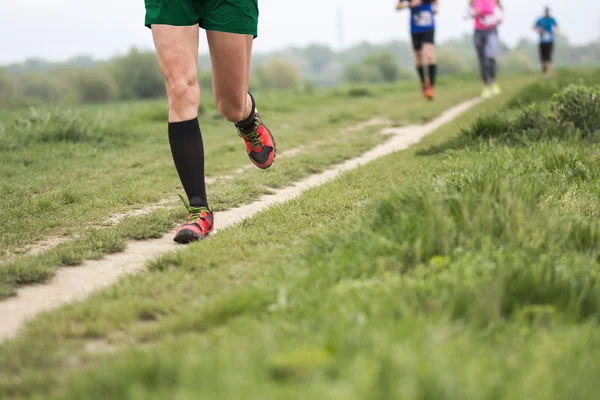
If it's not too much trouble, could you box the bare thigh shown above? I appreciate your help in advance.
[152,24,200,122]
[206,30,253,122]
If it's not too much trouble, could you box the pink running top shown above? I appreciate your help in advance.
[473,0,499,30]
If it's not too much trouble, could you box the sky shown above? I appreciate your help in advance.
[0,0,597,65]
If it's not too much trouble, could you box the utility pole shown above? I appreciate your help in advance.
[336,4,345,50]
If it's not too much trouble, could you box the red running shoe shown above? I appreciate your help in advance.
[424,85,435,101]
[237,109,276,169]
[173,194,214,244]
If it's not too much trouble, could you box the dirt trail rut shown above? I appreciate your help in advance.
[0,98,481,341]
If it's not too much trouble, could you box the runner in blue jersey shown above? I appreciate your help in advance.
[534,7,559,78]
[396,0,438,100]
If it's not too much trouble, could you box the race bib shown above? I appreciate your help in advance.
[542,32,552,41]
[480,14,498,27]
[415,11,433,27]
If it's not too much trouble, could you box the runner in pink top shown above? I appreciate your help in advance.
[470,0,503,98]
[473,0,500,30]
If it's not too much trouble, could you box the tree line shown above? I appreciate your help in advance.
[0,34,597,108]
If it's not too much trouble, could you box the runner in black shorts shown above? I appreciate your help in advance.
[534,7,559,78]
[396,0,438,100]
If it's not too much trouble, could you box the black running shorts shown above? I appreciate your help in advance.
[539,42,554,62]
[411,30,435,51]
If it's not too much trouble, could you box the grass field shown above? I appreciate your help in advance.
[2,70,600,399]
[0,78,489,298]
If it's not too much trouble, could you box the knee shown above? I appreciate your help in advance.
[424,46,435,64]
[215,93,248,122]
[164,68,199,113]
[415,52,424,66]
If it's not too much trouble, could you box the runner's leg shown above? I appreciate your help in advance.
[207,30,276,169]
[473,30,489,85]
[207,31,253,122]
[485,29,498,84]
[416,50,425,83]
[539,44,547,73]
[412,33,426,87]
[424,43,436,87]
[546,43,554,78]
[152,24,209,209]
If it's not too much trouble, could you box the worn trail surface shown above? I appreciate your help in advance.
[0,98,480,341]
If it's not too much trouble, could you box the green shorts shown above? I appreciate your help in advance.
[144,0,258,37]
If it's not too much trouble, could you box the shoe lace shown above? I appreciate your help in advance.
[238,117,262,148]
[178,194,210,223]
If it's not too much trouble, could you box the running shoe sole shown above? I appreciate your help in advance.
[174,228,210,244]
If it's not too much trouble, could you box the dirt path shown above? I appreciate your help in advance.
[0,122,388,264]
[0,98,480,341]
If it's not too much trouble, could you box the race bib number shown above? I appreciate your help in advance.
[542,32,552,41]
[415,11,433,27]
[480,15,498,27]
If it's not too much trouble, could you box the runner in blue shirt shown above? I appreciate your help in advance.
[396,0,438,100]
[534,7,559,78]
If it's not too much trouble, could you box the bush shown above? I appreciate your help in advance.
[507,69,600,109]
[342,63,384,83]
[436,51,470,76]
[109,49,165,100]
[198,70,213,92]
[462,105,568,145]
[18,73,69,104]
[0,68,19,108]
[553,85,600,137]
[505,81,558,109]
[464,112,513,140]
[498,52,536,74]
[300,80,317,95]
[1,108,121,150]
[363,52,400,82]
[71,69,119,103]
[463,85,600,144]
[255,59,301,90]
[303,44,335,74]
[341,51,410,84]
[346,87,374,98]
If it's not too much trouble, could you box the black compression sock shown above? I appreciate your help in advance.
[416,66,426,85]
[235,92,256,134]
[168,118,208,208]
[428,64,437,86]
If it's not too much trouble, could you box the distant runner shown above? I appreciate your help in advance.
[396,0,438,100]
[534,7,559,78]
[469,0,503,99]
